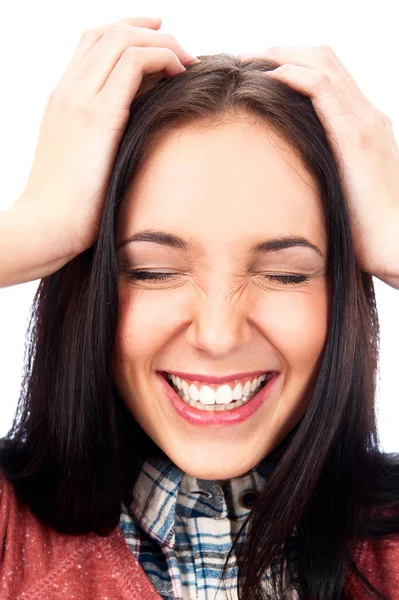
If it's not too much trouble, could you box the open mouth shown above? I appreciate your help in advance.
[159,371,275,412]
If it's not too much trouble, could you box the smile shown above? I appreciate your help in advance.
[167,372,274,411]
[157,371,280,427]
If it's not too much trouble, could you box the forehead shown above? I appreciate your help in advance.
[117,117,326,253]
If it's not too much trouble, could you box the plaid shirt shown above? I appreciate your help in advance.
[119,448,300,600]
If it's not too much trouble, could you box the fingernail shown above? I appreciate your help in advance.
[184,55,201,65]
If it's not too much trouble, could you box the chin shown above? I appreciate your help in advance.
[173,459,253,481]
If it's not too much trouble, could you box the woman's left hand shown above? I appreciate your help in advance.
[239,46,399,289]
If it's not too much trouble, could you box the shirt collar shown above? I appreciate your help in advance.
[128,441,287,549]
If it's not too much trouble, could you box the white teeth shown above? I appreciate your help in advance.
[215,384,233,405]
[232,382,243,399]
[242,380,251,396]
[167,372,270,410]
[199,386,216,405]
[189,383,200,401]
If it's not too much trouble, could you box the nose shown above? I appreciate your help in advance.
[185,278,252,358]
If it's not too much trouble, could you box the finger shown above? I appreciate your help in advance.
[96,46,187,111]
[64,16,162,74]
[68,25,195,97]
[263,64,375,147]
[242,46,340,71]
[242,47,367,103]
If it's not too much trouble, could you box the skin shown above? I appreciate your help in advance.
[113,113,331,481]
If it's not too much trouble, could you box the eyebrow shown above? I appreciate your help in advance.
[116,229,324,258]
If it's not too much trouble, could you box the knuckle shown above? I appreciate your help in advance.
[366,109,384,128]
[316,44,334,55]
[156,46,176,61]
[162,32,177,44]
[105,22,131,41]
[80,27,97,41]
[356,124,377,149]
[116,22,135,33]
[165,47,180,63]
[353,109,387,146]
[321,52,339,69]
[317,46,340,66]
[379,111,392,127]
[121,45,138,60]
[164,46,176,57]
[278,63,294,74]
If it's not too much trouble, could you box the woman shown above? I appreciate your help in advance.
[0,14,398,600]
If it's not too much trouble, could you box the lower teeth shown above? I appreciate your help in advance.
[173,382,266,411]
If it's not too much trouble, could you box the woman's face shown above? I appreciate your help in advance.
[114,115,331,480]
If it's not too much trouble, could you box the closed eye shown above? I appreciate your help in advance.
[126,270,310,285]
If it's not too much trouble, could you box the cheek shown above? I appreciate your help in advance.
[114,286,181,369]
[258,282,330,376]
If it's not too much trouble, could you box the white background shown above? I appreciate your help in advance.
[0,0,398,450]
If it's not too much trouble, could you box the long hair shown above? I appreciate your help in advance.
[1,54,398,599]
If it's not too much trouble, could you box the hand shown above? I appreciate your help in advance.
[12,16,199,264]
[239,46,399,289]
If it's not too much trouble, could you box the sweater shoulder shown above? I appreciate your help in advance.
[0,471,161,599]
[346,535,399,598]
[0,470,90,597]
[0,468,19,549]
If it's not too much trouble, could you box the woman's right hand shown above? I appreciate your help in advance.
[6,16,198,281]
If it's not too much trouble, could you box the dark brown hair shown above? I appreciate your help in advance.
[1,54,398,599]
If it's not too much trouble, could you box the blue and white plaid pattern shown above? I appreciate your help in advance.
[119,451,299,600]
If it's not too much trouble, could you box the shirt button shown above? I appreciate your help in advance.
[239,489,258,509]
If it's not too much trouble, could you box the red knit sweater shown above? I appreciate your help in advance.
[1,472,398,599]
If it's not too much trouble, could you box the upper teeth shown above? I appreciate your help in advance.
[168,373,268,405]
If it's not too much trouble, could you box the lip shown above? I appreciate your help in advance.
[156,371,279,427]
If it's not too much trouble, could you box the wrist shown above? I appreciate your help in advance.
[0,202,74,287]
